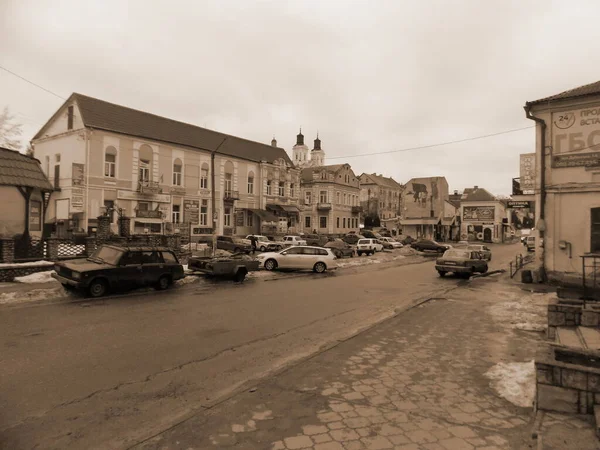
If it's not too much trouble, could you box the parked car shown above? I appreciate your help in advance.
[435,248,488,278]
[282,235,308,247]
[52,245,184,297]
[216,235,252,253]
[379,237,403,249]
[398,235,415,245]
[410,239,452,253]
[303,233,330,247]
[342,233,364,245]
[525,236,536,252]
[466,244,492,261]
[245,235,280,252]
[256,246,337,273]
[324,239,356,258]
[356,238,383,256]
[361,230,378,239]
[456,240,470,247]
[377,238,394,250]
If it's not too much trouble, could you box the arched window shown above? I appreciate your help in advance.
[172,158,182,186]
[247,171,254,194]
[104,146,117,178]
[200,163,209,189]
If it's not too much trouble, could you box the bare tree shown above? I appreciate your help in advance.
[0,106,24,151]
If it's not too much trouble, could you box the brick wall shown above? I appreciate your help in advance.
[0,265,53,282]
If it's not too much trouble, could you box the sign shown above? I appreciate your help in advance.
[507,201,532,208]
[72,163,85,186]
[183,199,199,224]
[519,154,535,191]
[135,210,162,219]
[30,200,41,231]
[463,206,495,221]
[236,211,244,227]
[71,188,84,211]
[552,151,600,168]
[551,107,600,166]
[56,198,70,220]
[117,190,171,203]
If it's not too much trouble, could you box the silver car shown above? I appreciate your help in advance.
[466,244,492,261]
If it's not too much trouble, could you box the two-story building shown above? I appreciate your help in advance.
[525,80,600,284]
[399,176,449,240]
[458,186,507,243]
[358,173,404,228]
[31,93,301,238]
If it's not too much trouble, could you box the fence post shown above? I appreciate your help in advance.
[46,238,59,261]
[0,238,15,263]
[509,261,513,278]
[85,237,97,256]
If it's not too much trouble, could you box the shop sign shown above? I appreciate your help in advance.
[551,106,600,167]
[183,199,200,224]
[71,188,84,211]
[72,163,85,186]
[463,206,495,221]
[136,210,162,219]
[552,151,600,168]
[30,200,41,231]
[519,154,535,191]
[507,201,532,208]
[117,190,171,203]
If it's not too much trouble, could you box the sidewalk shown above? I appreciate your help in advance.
[132,274,599,450]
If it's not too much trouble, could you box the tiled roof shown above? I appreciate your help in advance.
[35,93,293,165]
[0,147,53,190]
[527,80,600,105]
[301,164,346,182]
[461,187,497,202]
[359,173,403,189]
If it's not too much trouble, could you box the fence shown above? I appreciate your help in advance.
[509,253,533,278]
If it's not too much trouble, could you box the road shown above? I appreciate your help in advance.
[0,243,522,450]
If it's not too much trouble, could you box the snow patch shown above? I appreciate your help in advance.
[338,258,382,268]
[485,360,535,408]
[0,260,54,268]
[488,291,550,332]
[14,271,56,284]
[0,288,68,305]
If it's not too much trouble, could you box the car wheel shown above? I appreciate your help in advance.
[233,269,247,282]
[313,262,326,273]
[264,259,277,271]
[482,265,488,274]
[334,250,342,258]
[155,275,171,290]
[88,279,107,298]
[233,247,241,253]
[260,245,266,252]
[437,270,446,277]
[357,251,363,256]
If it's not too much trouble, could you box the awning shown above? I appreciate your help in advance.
[441,217,456,226]
[280,205,300,213]
[400,218,438,225]
[266,204,284,212]
[247,208,278,222]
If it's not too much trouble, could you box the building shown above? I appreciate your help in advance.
[31,93,301,237]
[0,147,53,239]
[399,176,449,240]
[525,80,600,284]
[507,153,536,235]
[291,129,325,168]
[458,186,507,243]
[358,173,404,227]
[300,163,361,234]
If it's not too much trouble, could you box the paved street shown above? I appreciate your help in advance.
[2,244,524,449]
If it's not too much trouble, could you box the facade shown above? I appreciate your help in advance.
[300,163,361,234]
[0,147,53,238]
[525,80,600,283]
[358,173,404,223]
[291,129,325,169]
[399,177,449,240]
[458,186,507,243]
[32,93,301,238]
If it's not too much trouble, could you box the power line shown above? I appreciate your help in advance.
[0,64,65,100]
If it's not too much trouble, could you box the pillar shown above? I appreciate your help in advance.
[0,238,15,263]
[96,215,111,241]
[46,238,59,261]
[118,216,131,237]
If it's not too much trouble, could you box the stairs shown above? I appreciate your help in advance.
[555,326,600,350]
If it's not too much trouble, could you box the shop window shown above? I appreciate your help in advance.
[305,216,311,228]
[200,199,208,225]
[592,208,600,252]
[247,210,254,227]
[320,216,327,229]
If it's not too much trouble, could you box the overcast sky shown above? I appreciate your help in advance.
[2,0,600,195]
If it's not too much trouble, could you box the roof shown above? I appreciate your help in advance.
[359,173,403,189]
[301,164,349,182]
[527,80,600,106]
[0,147,53,190]
[34,93,293,165]
[460,187,497,202]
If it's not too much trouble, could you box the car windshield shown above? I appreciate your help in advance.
[90,246,124,265]
[444,250,470,259]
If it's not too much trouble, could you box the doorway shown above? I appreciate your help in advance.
[483,227,492,242]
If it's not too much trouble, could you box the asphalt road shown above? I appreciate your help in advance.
[0,243,523,450]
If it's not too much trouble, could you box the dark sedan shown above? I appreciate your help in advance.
[410,239,452,253]
[324,239,356,258]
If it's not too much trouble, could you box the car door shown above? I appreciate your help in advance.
[278,246,301,268]
[117,250,144,289]
[141,250,164,285]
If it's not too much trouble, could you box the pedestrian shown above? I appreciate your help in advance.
[249,235,257,254]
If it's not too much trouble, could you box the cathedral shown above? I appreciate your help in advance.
[291,129,325,168]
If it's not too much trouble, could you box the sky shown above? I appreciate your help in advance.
[2,0,600,195]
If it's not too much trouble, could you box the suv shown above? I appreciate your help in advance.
[435,248,488,278]
[282,235,307,247]
[217,236,251,253]
[303,234,330,247]
[245,235,279,252]
[52,245,184,297]
[356,238,383,256]
[411,239,452,253]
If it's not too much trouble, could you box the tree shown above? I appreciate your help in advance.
[0,106,24,151]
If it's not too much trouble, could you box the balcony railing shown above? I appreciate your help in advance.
[170,186,186,196]
[317,202,332,210]
[138,180,161,194]
[351,206,363,213]
[135,209,163,219]
[223,190,240,201]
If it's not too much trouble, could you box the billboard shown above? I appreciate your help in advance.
[519,154,535,192]
[551,106,600,168]
[183,199,199,224]
[402,177,447,219]
[463,206,495,222]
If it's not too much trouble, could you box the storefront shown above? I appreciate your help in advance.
[460,203,506,243]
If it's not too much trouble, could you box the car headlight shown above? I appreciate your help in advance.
[71,271,82,280]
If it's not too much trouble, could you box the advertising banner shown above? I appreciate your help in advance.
[551,106,600,168]
[183,199,200,224]
[519,154,535,192]
[462,206,495,221]
[30,200,41,231]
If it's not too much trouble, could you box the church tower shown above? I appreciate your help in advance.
[292,128,309,167]
[311,133,325,167]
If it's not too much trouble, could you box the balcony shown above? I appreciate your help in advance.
[170,186,186,196]
[223,190,240,201]
[351,206,363,213]
[135,209,163,219]
[317,202,332,211]
[138,180,161,195]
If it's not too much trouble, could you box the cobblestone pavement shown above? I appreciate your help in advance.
[134,273,599,450]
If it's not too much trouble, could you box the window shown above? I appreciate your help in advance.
[278,181,285,196]
[137,201,150,211]
[224,207,231,227]
[67,106,73,130]
[200,165,209,189]
[337,217,340,228]
[224,173,233,196]
[162,251,177,263]
[141,251,161,264]
[266,180,272,195]
[320,216,327,229]
[343,218,346,228]
[104,200,115,223]
[319,190,328,203]
[592,208,600,252]
[247,172,254,194]
[104,148,116,178]
[290,183,295,197]
[343,193,347,205]
[54,163,60,189]
[172,204,181,223]
[305,216,311,228]
[247,210,254,227]
[120,251,142,266]
[305,191,312,205]
[336,192,340,204]
[139,159,150,182]
[200,199,208,225]
[173,159,182,186]
[55,154,61,163]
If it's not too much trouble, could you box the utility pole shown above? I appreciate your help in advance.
[211,137,228,257]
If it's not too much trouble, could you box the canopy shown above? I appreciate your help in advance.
[247,208,278,222]
[280,205,300,213]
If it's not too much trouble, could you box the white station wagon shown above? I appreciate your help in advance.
[256,245,336,273]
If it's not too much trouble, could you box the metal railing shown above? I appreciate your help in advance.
[509,253,532,278]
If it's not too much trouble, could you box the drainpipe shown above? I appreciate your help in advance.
[524,103,547,279]
[85,129,92,233]
[211,138,228,257]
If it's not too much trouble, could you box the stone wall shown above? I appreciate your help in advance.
[547,300,584,339]
[0,264,53,282]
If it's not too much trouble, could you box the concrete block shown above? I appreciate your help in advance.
[595,406,600,438]
[537,384,579,413]
[588,374,600,393]
[553,366,562,385]
[537,368,553,385]
[562,368,588,390]
[582,311,600,327]
[566,312,575,320]
[579,390,588,414]
[548,312,566,327]
[548,326,556,340]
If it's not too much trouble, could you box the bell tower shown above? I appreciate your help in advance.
[292,127,309,167]
[311,132,325,167]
